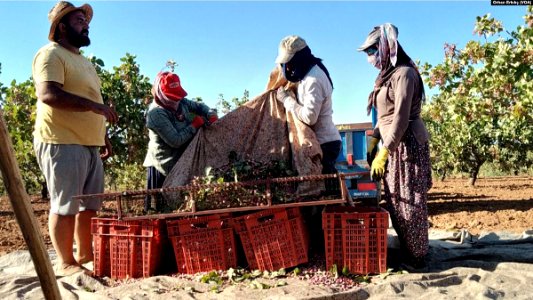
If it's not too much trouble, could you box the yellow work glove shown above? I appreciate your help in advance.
[367,137,380,167]
[371,148,389,180]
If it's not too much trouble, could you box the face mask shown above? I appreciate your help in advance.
[281,63,301,83]
[367,50,381,70]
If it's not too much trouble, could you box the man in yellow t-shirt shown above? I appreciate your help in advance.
[32,1,117,277]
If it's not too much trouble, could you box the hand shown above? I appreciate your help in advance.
[276,87,289,103]
[191,116,205,129]
[92,102,118,124]
[208,114,218,124]
[100,135,113,160]
[367,137,380,167]
[371,148,389,180]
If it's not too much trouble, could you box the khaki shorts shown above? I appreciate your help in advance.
[34,140,104,215]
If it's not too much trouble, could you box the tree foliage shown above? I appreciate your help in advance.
[216,90,250,115]
[421,6,533,185]
[89,53,152,190]
[0,76,43,194]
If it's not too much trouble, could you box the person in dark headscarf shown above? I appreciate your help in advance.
[275,35,341,178]
[275,35,342,254]
[359,23,432,268]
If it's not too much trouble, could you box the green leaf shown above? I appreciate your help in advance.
[293,268,301,276]
[329,264,339,279]
[250,280,270,290]
[251,269,262,278]
[275,280,288,287]
[342,266,350,276]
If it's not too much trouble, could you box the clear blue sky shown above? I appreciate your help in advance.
[0,1,528,124]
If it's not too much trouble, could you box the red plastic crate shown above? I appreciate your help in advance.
[232,207,308,271]
[230,213,258,269]
[167,214,237,274]
[92,233,110,277]
[322,206,388,274]
[91,218,165,279]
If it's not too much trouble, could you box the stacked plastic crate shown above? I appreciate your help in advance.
[231,207,308,271]
[92,218,167,279]
[166,214,237,274]
[322,206,388,274]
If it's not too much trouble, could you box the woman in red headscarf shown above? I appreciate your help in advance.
[142,71,217,212]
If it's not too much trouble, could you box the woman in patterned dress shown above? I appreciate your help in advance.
[358,23,433,267]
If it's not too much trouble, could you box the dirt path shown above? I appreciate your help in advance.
[0,176,532,256]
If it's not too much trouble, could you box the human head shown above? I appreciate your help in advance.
[357,26,381,53]
[48,1,93,42]
[358,23,399,69]
[275,35,308,64]
[152,71,188,111]
[275,35,316,83]
[265,65,298,95]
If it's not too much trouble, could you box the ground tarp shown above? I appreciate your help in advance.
[1,229,532,300]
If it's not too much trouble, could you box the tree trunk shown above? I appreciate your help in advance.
[468,162,483,186]
[40,182,48,200]
[468,174,477,186]
[0,111,61,300]
[439,169,447,182]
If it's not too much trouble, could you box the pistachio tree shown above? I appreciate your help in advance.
[421,6,533,185]
[0,77,44,195]
[90,53,152,190]
[216,90,250,115]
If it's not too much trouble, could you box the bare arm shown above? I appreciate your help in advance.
[36,81,118,124]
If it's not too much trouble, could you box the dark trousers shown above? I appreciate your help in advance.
[305,140,342,255]
[321,140,342,193]
[320,140,341,174]
[144,166,166,212]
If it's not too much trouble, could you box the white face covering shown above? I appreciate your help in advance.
[367,51,382,70]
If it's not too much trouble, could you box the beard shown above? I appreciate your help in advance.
[65,25,90,48]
